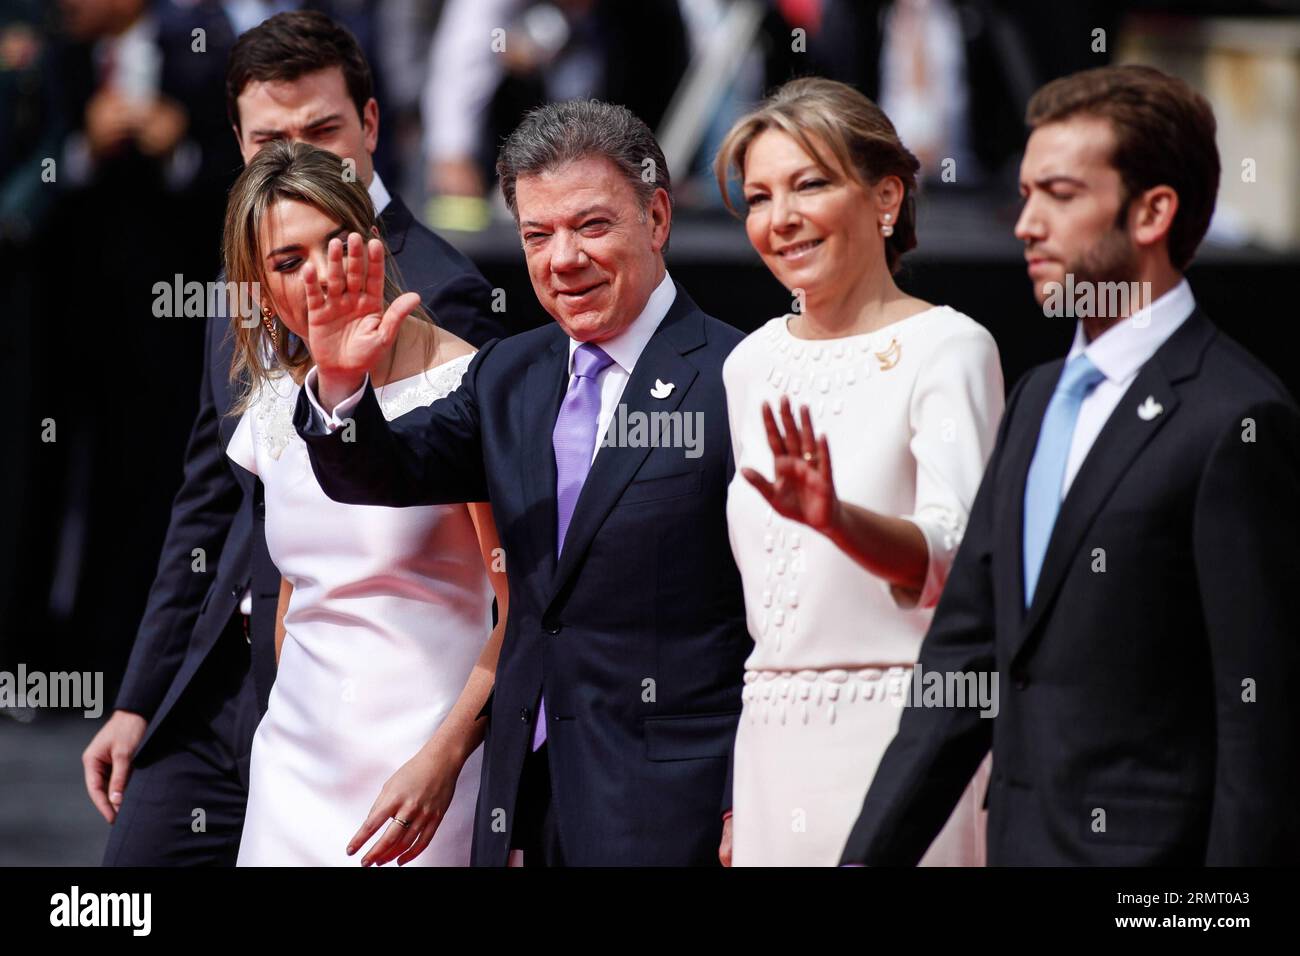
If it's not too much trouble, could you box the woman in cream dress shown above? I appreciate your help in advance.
[715,79,1004,866]
[221,141,508,866]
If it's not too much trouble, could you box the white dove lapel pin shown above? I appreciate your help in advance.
[1137,395,1163,421]
[650,379,674,399]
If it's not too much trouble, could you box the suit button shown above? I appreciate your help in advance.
[544,620,561,635]
[230,586,241,598]
[1012,672,1028,690]
[520,707,531,723]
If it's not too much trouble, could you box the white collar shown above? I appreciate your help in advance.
[368,172,392,217]
[567,270,676,375]
[1066,278,1196,385]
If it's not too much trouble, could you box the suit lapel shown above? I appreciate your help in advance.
[520,335,570,587]
[1012,310,1216,661]
[211,303,239,447]
[546,289,705,605]
[378,195,412,255]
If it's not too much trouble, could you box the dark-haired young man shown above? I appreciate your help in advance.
[841,64,1300,865]
[84,10,503,866]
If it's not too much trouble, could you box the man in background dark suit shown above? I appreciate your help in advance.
[84,10,504,866]
[841,65,1300,866]
[295,100,749,866]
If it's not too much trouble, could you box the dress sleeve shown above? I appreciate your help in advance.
[889,323,1005,610]
[721,346,747,475]
[226,407,258,476]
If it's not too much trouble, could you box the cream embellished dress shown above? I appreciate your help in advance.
[723,308,1004,866]
[227,355,493,866]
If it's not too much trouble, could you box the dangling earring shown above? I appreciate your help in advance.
[261,305,280,352]
[881,213,894,238]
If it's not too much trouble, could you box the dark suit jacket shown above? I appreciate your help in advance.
[116,194,501,760]
[293,283,750,866]
[840,308,1300,865]
[115,302,278,759]
[379,194,506,346]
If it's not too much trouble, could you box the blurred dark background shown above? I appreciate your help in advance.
[2,0,1299,862]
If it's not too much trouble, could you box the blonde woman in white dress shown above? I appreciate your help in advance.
[714,78,1004,867]
[221,141,508,866]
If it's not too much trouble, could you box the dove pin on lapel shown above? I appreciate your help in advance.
[1137,396,1163,421]
[651,379,674,399]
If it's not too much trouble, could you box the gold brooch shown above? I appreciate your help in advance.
[874,337,901,371]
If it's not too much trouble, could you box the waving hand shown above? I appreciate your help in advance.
[304,232,422,379]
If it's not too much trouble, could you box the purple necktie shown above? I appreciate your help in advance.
[532,342,615,750]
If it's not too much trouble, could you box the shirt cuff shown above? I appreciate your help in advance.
[302,366,369,432]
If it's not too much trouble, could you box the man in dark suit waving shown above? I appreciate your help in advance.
[294,100,750,866]
[84,10,503,866]
[840,65,1300,865]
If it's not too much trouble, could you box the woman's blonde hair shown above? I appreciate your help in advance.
[222,139,432,412]
[714,77,921,274]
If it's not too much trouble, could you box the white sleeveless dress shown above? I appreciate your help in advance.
[227,354,492,866]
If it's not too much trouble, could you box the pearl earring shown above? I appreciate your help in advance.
[881,213,894,238]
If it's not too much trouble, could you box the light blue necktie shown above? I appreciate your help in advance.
[1022,354,1106,606]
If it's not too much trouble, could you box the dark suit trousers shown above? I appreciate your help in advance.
[511,743,566,867]
[102,613,260,866]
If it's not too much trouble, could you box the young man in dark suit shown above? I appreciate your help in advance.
[294,100,750,866]
[84,10,504,866]
[840,65,1300,866]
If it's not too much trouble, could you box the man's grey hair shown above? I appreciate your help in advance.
[496,99,673,249]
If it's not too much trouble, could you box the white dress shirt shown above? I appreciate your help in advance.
[368,172,392,218]
[1059,278,1195,496]
[303,271,679,458]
